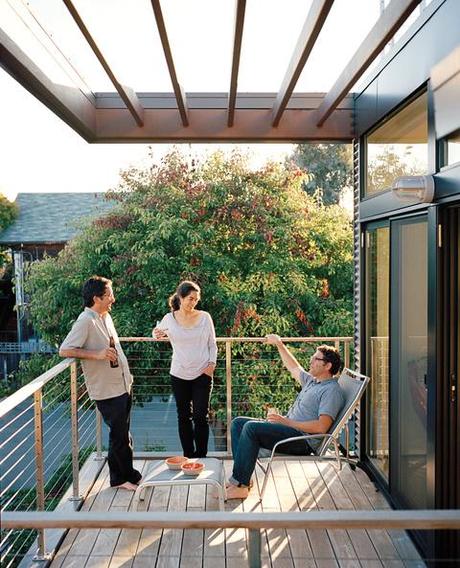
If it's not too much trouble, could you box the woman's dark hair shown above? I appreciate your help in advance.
[168,280,201,311]
[318,345,342,376]
[82,276,111,308]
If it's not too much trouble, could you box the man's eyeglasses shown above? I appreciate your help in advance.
[311,355,326,362]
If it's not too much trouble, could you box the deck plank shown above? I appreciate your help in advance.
[276,461,316,567]
[337,464,402,564]
[255,459,294,565]
[135,460,167,560]
[317,462,379,563]
[223,460,248,565]
[302,461,356,563]
[158,484,188,558]
[288,461,336,562]
[50,456,424,567]
[203,485,226,559]
[180,484,206,565]
[351,466,421,562]
[50,463,111,566]
[64,463,115,564]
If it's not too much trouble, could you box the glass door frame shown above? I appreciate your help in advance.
[360,209,438,513]
[361,219,391,491]
[389,213,429,510]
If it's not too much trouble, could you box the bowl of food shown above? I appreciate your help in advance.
[165,456,189,470]
[181,461,204,476]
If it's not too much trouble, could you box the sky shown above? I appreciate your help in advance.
[0,0,427,202]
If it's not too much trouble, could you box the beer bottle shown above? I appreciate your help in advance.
[109,336,119,368]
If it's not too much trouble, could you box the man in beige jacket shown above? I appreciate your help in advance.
[60,276,141,490]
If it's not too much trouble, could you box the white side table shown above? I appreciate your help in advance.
[137,457,226,510]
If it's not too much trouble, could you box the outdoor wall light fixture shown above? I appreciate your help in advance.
[391,174,435,203]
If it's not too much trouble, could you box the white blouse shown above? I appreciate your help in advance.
[156,311,217,380]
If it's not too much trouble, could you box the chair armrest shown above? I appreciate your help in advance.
[269,433,337,458]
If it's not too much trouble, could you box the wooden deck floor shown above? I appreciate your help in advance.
[50,458,423,568]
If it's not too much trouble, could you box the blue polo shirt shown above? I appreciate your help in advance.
[286,370,345,450]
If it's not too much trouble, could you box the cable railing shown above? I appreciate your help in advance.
[0,336,355,567]
[0,359,98,567]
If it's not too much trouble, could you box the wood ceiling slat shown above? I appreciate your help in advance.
[272,0,334,127]
[62,0,144,127]
[150,0,188,127]
[228,0,247,127]
[316,0,422,127]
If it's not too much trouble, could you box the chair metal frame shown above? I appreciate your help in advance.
[257,367,370,501]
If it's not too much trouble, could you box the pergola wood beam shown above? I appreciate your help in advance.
[272,0,334,127]
[94,93,353,142]
[0,28,96,141]
[150,0,188,127]
[228,0,247,127]
[62,0,144,127]
[315,0,421,126]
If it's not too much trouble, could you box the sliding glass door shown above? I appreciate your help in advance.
[391,216,428,509]
[365,224,390,480]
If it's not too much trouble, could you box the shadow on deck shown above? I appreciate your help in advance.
[47,455,421,568]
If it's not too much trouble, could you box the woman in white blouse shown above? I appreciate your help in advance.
[153,281,217,458]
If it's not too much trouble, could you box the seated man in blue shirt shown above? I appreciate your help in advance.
[226,334,345,500]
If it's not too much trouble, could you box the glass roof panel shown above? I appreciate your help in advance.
[71,0,173,92]
[2,0,429,96]
[8,0,113,91]
[238,0,312,92]
[160,0,234,92]
[295,0,381,92]
[1,0,101,90]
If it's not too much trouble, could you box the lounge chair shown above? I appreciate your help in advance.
[257,367,370,501]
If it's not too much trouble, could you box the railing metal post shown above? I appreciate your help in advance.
[69,362,82,506]
[344,339,350,369]
[226,340,232,456]
[248,529,261,568]
[95,408,103,460]
[33,390,51,561]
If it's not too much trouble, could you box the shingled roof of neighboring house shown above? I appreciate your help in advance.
[0,192,115,245]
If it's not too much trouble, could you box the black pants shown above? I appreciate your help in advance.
[95,392,142,487]
[171,374,213,458]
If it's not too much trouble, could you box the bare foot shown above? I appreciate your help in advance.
[115,481,138,491]
[225,484,249,500]
[226,480,253,489]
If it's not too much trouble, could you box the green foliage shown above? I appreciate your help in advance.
[26,149,353,345]
[289,144,353,205]
[14,353,62,387]
[0,192,18,271]
[0,193,18,232]
[25,150,353,419]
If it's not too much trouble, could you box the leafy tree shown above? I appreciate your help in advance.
[26,150,353,343]
[0,193,18,232]
[0,193,18,272]
[25,150,353,425]
[289,143,352,205]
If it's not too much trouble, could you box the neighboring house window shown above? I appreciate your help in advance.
[446,129,460,166]
[365,91,428,196]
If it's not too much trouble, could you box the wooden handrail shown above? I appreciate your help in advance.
[3,510,460,531]
[0,358,74,418]
[120,337,353,343]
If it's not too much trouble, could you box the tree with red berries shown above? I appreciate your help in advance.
[26,150,353,422]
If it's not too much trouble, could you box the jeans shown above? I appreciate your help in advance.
[230,416,313,487]
[95,392,142,487]
[171,373,213,458]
